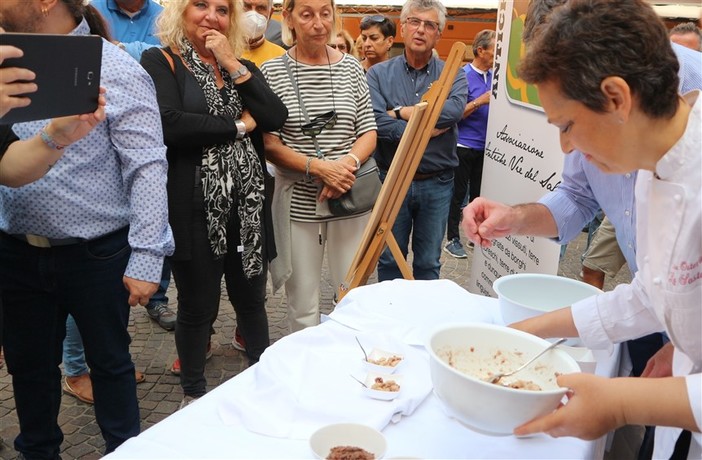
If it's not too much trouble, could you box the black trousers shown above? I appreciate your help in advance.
[0,228,138,457]
[171,183,270,398]
[446,146,484,241]
[638,428,691,460]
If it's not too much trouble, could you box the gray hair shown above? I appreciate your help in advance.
[670,21,702,51]
[400,0,447,32]
[472,29,495,55]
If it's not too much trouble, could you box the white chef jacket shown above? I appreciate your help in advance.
[571,91,702,459]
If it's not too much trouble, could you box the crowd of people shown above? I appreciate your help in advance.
[0,0,700,458]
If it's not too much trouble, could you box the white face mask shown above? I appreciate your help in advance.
[242,10,268,40]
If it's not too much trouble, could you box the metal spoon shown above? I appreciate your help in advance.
[355,336,369,362]
[350,374,368,388]
[487,338,568,384]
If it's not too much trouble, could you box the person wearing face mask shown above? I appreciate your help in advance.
[242,0,285,68]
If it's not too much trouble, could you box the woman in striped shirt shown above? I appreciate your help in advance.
[262,0,377,333]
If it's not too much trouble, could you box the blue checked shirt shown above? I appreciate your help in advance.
[0,19,174,283]
[539,42,702,275]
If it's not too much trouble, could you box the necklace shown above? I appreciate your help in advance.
[293,46,337,124]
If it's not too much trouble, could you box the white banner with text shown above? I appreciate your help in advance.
[468,0,564,297]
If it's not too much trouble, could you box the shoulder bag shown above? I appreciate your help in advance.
[282,54,381,217]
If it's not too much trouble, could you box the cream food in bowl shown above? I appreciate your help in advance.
[427,323,580,435]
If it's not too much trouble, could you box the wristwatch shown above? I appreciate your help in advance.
[393,106,403,120]
[231,64,250,80]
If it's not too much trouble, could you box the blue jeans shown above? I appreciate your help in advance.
[377,169,454,281]
[146,259,171,307]
[63,315,88,377]
[0,228,140,458]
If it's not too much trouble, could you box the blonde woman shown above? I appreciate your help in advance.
[141,0,287,406]
[331,29,354,54]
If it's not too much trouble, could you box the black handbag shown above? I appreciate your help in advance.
[327,157,382,216]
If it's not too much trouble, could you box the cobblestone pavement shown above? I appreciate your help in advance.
[0,231,631,459]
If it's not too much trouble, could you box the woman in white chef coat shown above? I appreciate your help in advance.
[503,0,701,457]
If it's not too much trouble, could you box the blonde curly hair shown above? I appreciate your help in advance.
[156,0,247,57]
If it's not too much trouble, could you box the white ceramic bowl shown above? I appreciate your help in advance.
[560,345,597,374]
[363,372,402,401]
[362,348,405,374]
[493,274,602,327]
[427,323,580,436]
[309,423,387,459]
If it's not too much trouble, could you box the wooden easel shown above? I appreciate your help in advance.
[338,41,467,301]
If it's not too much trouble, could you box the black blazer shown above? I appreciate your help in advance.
[141,46,287,261]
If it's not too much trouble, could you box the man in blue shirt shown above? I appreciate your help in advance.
[366,0,467,282]
[444,29,494,259]
[92,0,161,60]
[0,0,174,457]
[91,0,174,331]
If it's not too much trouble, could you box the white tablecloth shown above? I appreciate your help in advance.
[107,279,620,459]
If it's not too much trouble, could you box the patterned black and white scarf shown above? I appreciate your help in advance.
[180,38,264,278]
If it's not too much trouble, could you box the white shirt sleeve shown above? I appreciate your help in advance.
[571,274,664,352]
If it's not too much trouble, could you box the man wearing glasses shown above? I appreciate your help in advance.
[366,0,467,282]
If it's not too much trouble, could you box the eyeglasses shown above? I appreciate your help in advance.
[301,110,337,137]
[404,16,440,33]
[329,43,348,51]
[361,15,388,27]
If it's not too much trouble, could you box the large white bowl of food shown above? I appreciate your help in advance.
[427,323,580,436]
[493,273,602,327]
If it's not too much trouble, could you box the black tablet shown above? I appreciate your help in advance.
[0,33,102,124]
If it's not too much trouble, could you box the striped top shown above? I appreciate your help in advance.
[261,52,376,221]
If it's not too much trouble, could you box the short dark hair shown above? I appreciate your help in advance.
[522,0,565,45]
[519,0,680,120]
[359,15,397,38]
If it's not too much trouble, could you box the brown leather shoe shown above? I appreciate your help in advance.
[63,373,94,404]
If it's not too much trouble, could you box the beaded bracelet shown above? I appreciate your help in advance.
[305,156,314,181]
[39,127,68,150]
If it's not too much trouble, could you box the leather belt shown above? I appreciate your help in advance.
[413,170,444,181]
[10,233,84,248]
